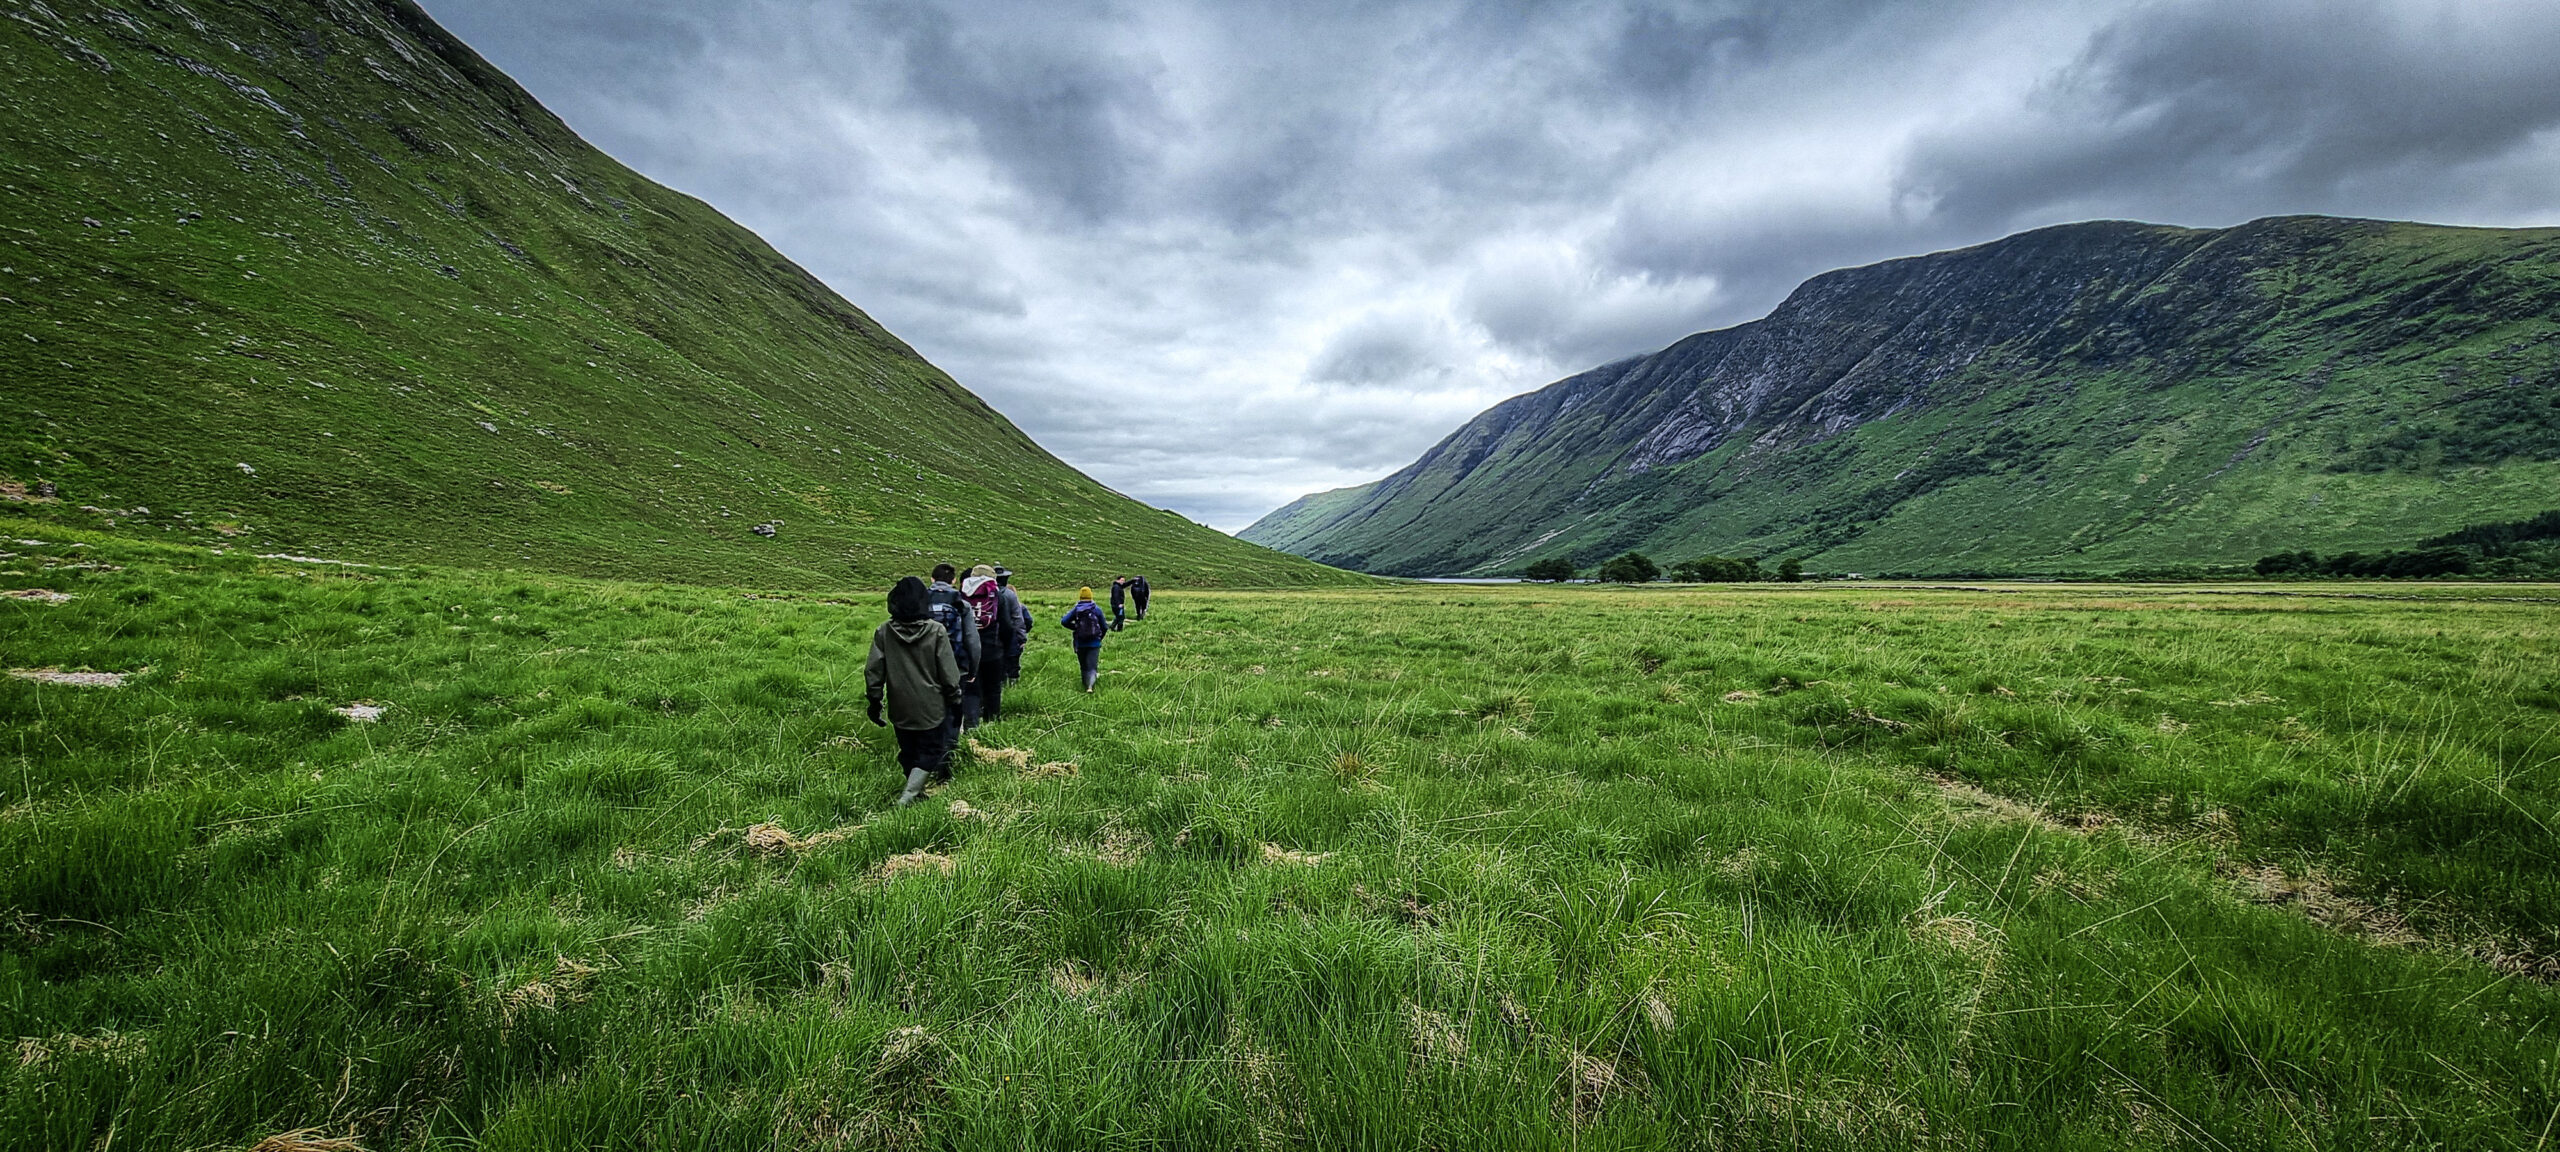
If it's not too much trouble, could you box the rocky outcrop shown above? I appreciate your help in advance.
[1243,217,2560,575]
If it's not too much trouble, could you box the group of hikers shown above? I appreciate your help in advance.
[862,564,1153,806]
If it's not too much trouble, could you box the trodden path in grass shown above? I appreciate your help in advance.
[3,524,2557,1149]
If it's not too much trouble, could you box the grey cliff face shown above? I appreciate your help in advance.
[1242,215,2560,576]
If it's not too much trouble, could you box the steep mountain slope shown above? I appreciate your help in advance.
[1244,218,2560,576]
[0,0,1360,589]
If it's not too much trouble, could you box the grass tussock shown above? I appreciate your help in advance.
[2,523,2559,1147]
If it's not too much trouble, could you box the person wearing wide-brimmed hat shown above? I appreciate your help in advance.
[992,567,1029,686]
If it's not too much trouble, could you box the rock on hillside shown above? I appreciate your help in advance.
[1243,217,2560,576]
[0,0,1358,588]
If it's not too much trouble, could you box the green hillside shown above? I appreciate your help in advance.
[1243,218,2560,576]
[0,0,1359,589]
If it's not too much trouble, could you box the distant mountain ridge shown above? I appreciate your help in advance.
[1242,216,2560,576]
[0,0,1360,588]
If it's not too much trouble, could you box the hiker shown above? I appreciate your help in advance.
[960,564,1017,723]
[1063,587,1109,692]
[866,576,966,806]
[1109,576,1128,631]
[924,563,982,753]
[1132,574,1151,620]
[994,566,1030,685]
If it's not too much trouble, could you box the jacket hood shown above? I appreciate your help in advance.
[887,576,929,621]
[886,618,940,643]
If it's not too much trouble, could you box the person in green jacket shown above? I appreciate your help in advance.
[867,576,965,806]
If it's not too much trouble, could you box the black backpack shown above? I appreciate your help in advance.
[924,587,975,673]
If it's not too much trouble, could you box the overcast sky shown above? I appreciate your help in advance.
[416,0,2560,530]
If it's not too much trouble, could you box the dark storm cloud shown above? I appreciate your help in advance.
[1899,0,2560,232]
[416,0,2560,529]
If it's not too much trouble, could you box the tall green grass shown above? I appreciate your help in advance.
[3,525,2556,1149]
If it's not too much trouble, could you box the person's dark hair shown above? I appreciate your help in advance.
[888,576,929,621]
[931,563,957,583]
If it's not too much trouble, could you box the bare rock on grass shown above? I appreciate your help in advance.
[3,589,73,604]
[9,667,126,687]
[333,702,385,722]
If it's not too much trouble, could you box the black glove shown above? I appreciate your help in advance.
[866,700,886,727]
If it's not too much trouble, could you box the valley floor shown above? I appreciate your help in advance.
[3,523,2556,1149]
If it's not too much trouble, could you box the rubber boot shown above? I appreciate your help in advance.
[897,767,931,807]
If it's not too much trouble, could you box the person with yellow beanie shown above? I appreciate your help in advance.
[1061,586,1110,692]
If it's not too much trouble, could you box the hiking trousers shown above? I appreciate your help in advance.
[894,724,948,776]
[1076,646,1101,691]
[975,669,1006,723]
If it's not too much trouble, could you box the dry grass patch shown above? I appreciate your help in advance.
[738,821,864,858]
[1560,1049,1647,1127]
[248,1130,370,1152]
[14,1030,146,1068]
[2223,862,2419,946]
[2,588,72,603]
[1260,842,1333,866]
[8,667,128,687]
[499,957,601,1024]
[966,739,1031,771]
[1931,775,2108,835]
[873,851,956,881]
[1404,1003,1469,1068]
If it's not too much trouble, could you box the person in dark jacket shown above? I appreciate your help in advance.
[1108,576,1128,631]
[1131,575,1151,620]
[993,567,1029,685]
[1063,587,1109,692]
[924,563,981,768]
[960,564,1014,724]
[866,576,965,806]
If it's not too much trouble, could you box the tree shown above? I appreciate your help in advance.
[1778,557,1804,583]
[1597,551,1660,583]
[1672,555,1762,583]
[1521,556,1577,582]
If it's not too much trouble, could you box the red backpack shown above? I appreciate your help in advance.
[964,580,1001,633]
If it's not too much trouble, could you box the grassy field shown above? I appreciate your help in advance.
[4,521,2558,1149]
[0,0,1355,590]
